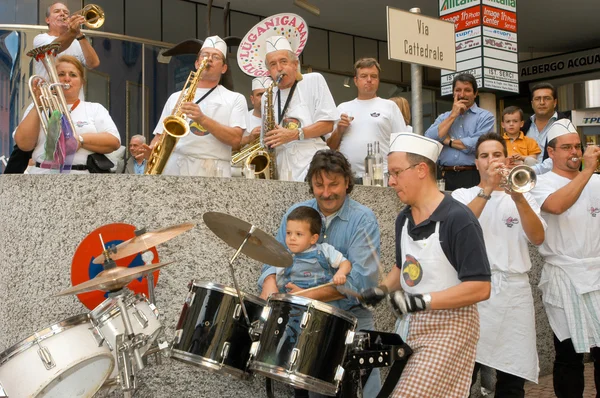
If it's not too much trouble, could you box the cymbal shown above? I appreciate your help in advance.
[203,212,292,268]
[55,261,173,296]
[93,222,195,264]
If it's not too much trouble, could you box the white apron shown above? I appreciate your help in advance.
[392,220,478,398]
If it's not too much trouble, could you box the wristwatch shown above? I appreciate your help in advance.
[449,139,454,148]
[78,135,85,147]
[477,188,491,200]
[297,127,304,141]
[76,34,86,41]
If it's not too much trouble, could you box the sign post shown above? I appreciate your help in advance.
[387,7,456,135]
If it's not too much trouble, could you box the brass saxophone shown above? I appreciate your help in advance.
[231,74,283,179]
[145,57,209,175]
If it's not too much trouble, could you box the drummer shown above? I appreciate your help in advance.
[259,149,382,397]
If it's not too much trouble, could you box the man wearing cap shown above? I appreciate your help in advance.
[452,132,545,397]
[362,132,491,397]
[327,57,407,181]
[238,76,272,149]
[529,119,600,397]
[147,36,247,176]
[425,73,495,191]
[261,35,339,182]
[258,149,382,397]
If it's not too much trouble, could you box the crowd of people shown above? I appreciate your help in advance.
[5,3,600,398]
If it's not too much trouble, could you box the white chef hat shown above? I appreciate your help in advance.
[251,76,273,91]
[265,35,293,55]
[547,119,578,143]
[389,132,444,162]
[201,35,227,57]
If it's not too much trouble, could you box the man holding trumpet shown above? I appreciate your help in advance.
[34,2,100,80]
[452,133,545,397]
[530,119,600,397]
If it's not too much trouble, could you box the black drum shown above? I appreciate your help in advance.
[171,281,266,379]
[249,294,357,396]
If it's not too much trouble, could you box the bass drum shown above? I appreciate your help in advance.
[249,294,357,397]
[171,281,266,379]
[0,314,114,397]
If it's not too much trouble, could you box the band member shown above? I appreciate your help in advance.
[425,73,495,191]
[530,119,600,397]
[327,58,406,180]
[148,36,247,176]
[14,56,120,174]
[239,77,272,149]
[362,133,491,397]
[452,133,545,397]
[34,2,100,80]
[259,150,382,397]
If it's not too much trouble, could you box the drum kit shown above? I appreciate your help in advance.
[0,213,412,398]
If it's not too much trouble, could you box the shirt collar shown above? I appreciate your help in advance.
[467,102,480,114]
[502,131,525,140]
[530,111,558,123]
[405,193,453,226]
[315,195,351,222]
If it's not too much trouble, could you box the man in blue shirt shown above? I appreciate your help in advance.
[258,149,381,397]
[125,135,147,174]
[425,73,495,191]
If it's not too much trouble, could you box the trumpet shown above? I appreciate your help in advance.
[65,4,105,29]
[571,152,600,172]
[499,165,537,193]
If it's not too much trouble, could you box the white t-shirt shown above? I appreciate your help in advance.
[530,171,600,260]
[261,73,339,181]
[153,85,247,167]
[33,33,86,80]
[335,97,407,175]
[19,101,120,173]
[245,109,261,137]
[452,187,546,274]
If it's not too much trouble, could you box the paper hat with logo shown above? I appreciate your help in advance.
[237,13,309,77]
[547,118,578,142]
[389,132,444,162]
[252,76,273,91]
[201,35,227,57]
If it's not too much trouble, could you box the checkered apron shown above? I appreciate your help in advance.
[392,220,480,397]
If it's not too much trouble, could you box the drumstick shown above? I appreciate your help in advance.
[290,281,335,295]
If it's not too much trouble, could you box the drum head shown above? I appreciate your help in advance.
[70,223,160,310]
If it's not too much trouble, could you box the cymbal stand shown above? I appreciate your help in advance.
[140,249,165,366]
[226,225,257,328]
[98,233,118,271]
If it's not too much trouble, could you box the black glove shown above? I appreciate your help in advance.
[388,291,431,317]
[360,285,389,307]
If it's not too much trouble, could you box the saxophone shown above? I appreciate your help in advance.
[145,57,209,175]
[231,74,283,179]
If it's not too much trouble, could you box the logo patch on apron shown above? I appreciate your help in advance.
[190,121,209,136]
[402,254,423,287]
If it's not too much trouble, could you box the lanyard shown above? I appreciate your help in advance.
[276,81,298,123]
[69,99,81,113]
[195,86,217,104]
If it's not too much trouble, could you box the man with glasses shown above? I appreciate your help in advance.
[530,119,600,397]
[327,58,406,182]
[523,82,568,175]
[361,132,491,397]
[425,73,495,191]
[146,36,247,176]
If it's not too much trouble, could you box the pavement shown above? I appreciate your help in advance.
[523,362,595,397]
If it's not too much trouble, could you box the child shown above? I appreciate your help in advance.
[501,106,541,167]
[276,206,352,293]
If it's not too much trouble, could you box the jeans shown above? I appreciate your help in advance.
[308,306,381,398]
[471,362,525,398]
[553,335,600,398]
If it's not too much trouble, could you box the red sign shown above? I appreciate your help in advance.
[482,6,517,32]
[440,6,481,32]
[70,223,160,310]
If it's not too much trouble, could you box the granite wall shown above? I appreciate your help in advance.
[0,175,553,397]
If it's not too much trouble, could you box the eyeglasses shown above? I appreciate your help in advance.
[532,96,554,103]
[199,53,224,61]
[389,164,418,179]
[558,144,582,151]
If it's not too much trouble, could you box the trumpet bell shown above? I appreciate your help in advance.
[507,165,537,193]
[78,4,105,29]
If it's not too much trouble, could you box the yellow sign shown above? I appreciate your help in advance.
[387,7,456,71]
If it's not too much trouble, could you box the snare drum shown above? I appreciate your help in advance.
[90,292,163,381]
[0,314,114,398]
[249,294,357,397]
[171,281,266,379]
